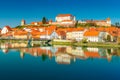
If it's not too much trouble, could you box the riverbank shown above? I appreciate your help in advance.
[0,39,120,48]
[52,41,120,48]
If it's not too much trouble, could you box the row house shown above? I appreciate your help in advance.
[83,31,107,42]
[66,28,85,41]
[66,27,116,42]
[72,29,85,41]
[13,30,28,39]
[40,30,58,40]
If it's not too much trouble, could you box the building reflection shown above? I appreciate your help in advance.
[0,43,120,64]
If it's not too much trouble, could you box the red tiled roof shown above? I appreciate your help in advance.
[89,27,97,31]
[22,48,52,57]
[57,14,72,17]
[39,30,53,35]
[14,30,28,35]
[84,31,99,36]
[56,31,66,36]
[5,26,12,31]
[62,20,73,22]
[97,27,105,31]
[84,51,100,58]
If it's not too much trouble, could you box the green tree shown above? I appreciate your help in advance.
[75,20,78,28]
[41,54,48,61]
[42,17,47,24]
[106,35,111,42]
[107,49,111,54]
[115,22,120,27]
[82,38,88,43]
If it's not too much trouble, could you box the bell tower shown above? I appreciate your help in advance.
[21,19,26,26]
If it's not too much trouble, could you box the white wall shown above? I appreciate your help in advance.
[56,16,75,22]
[1,27,8,34]
[86,36,99,42]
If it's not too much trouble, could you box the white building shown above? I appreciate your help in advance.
[1,26,12,34]
[83,31,107,42]
[66,28,85,41]
[84,31,100,42]
[40,31,58,40]
[56,14,76,22]
[72,30,85,41]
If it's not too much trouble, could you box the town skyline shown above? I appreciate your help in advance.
[0,0,120,27]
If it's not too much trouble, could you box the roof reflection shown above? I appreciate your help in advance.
[0,43,119,64]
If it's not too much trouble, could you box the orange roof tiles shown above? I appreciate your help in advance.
[89,27,97,31]
[97,27,105,31]
[62,20,73,22]
[23,48,52,57]
[57,14,72,17]
[39,30,53,35]
[84,31,99,36]
[56,31,66,36]
[5,26,12,31]
[84,51,100,58]
[14,30,28,35]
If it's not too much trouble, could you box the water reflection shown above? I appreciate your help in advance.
[0,43,120,64]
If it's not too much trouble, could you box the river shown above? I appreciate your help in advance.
[0,43,120,80]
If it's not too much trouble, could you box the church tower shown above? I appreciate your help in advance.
[106,18,111,26]
[21,19,26,26]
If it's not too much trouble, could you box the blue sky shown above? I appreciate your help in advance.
[0,0,120,28]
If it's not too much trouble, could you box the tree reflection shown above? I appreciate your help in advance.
[107,49,111,54]
[41,53,48,61]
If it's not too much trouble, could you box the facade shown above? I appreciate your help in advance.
[1,26,12,34]
[31,22,42,25]
[50,14,76,27]
[56,31,66,39]
[66,28,85,41]
[78,18,111,27]
[72,30,85,41]
[83,30,109,42]
[84,31,100,42]
[86,18,111,27]
[13,30,28,39]
[56,14,75,22]
[66,31,72,40]
[40,31,58,40]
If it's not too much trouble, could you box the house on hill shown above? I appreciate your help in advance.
[56,14,75,22]
[49,14,76,27]
[79,18,111,27]
[1,26,12,34]
[40,30,58,40]
[84,31,107,42]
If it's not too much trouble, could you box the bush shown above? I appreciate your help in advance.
[82,38,88,43]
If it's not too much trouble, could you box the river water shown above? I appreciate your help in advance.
[0,43,120,80]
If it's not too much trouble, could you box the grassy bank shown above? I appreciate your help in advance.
[52,41,120,48]
[0,39,120,48]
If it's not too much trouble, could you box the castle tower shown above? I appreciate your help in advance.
[49,19,53,24]
[21,19,26,26]
[106,18,111,26]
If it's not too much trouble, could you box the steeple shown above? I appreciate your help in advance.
[21,19,26,26]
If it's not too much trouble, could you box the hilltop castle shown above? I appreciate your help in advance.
[79,18,111,27]
[21,14,111,27]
